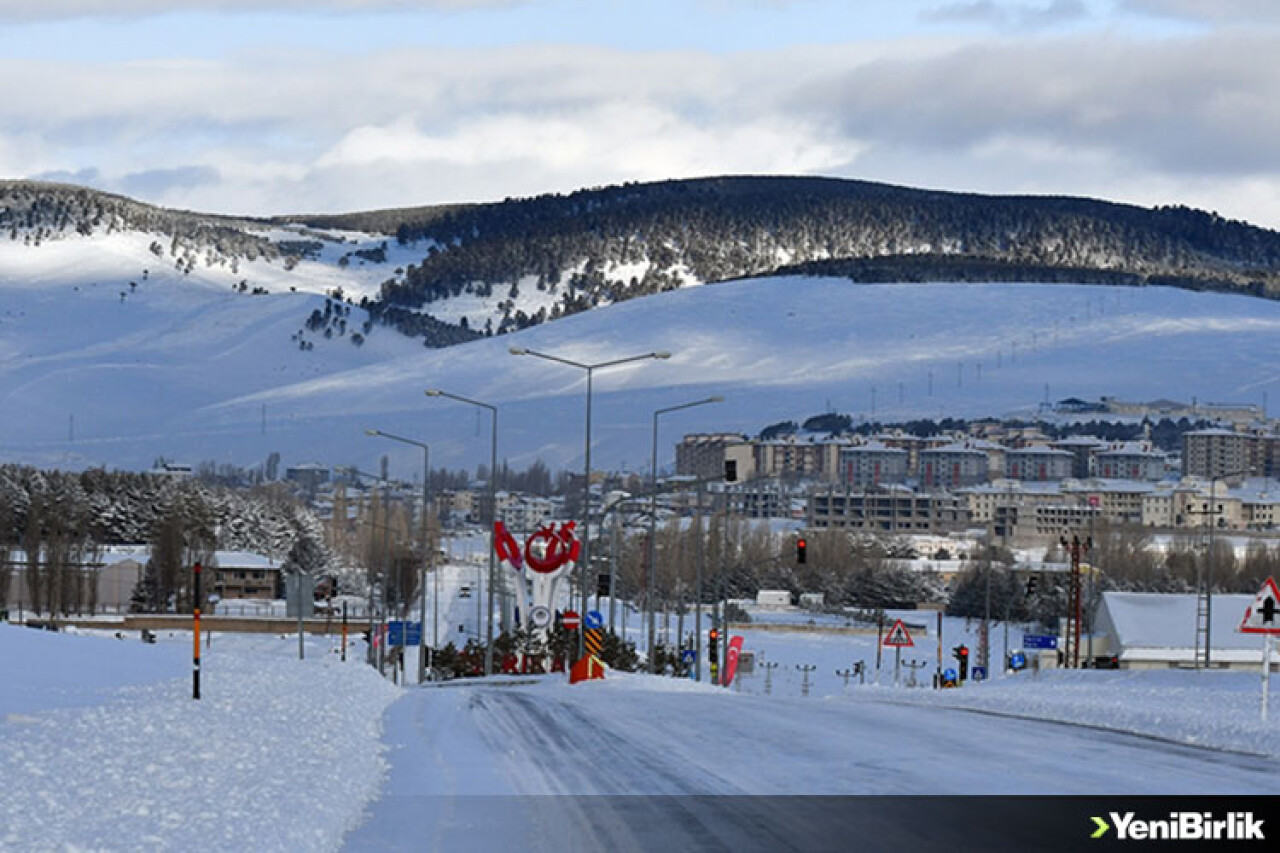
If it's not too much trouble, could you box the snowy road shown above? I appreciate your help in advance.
[343,675,1279,852]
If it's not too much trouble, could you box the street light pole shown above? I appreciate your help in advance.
[509,346,670,659]
[426,389,499,676]
[365,429,432,683]
[648,396,723,673]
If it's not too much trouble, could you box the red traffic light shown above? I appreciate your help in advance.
[709,629,719,640]
[958,646,969,658]
[796,537,807,564]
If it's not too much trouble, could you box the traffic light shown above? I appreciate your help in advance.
[953,644,969,681]
[596,573,611,597]
[709,629,720,659]
[796,537,807,564]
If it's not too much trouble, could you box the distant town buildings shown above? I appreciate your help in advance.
[676,415,1280,545]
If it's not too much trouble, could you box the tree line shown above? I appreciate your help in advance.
[0,464,329,616]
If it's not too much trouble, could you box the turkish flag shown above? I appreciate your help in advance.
[722,635,745,686]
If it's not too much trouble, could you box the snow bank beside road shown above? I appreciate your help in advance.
[0,626,401,852]
[869,668,1280,758]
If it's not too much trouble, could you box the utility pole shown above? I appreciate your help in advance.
[796,663,817,697]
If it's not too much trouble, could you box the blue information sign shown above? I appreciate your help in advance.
[585,610,604,630]
[681,649,696,664]
[387,621,422,646]
[1022,634,1058,650]
[971,666,987,682]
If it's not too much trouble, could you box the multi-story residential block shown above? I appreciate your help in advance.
[1094,442,1168,480]
[1065,482,1149,526]
[676,433,751,481]
[839,441,909,487]
[285,463,330,493]
[496,492,558,532]
[721,480,797,519]
[919,443,990,490]
[874,432,951,475]
[1242,489,1280,530]
[1168,485,1245,531]
[808,486,965,534]
[1051,436,1108,479]
[1182,428,1252,479]
[752,437,833,481]
[1005,446,1074,482]
[1024,501,1103,541]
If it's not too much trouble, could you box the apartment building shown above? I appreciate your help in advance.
[676,433,751,481]
[1182,428,1252,479]
[808,486,965,534]
[1004,446,1074,482]
[1095,443,1168,480]
[838,442,910,488]
[919,443,990,490]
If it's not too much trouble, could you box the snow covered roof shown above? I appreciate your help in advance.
[1098,592,1260,652]
[1006,446,1072,457]
[1066,478,1157,494]
[1052,436,1108,447]
[1096,443,1164,458]
[842,441,906,455]
[921,442,989,456]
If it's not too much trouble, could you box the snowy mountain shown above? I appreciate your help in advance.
[3,177,1280,477]
[3,250,1280,478]
[5,176,1280,352]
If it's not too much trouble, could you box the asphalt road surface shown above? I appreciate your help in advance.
[343,678,1279,852]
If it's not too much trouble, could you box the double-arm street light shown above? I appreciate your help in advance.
[364,429,433,683]
[509,345,670,657]
[648,396,723,673]
[425,389,499,677]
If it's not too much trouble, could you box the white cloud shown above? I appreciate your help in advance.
[4,30,1280,229]
[924,0,1091,30]
[1122,0,1280,24]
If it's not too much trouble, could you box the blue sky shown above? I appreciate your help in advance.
[2,0,1277,227]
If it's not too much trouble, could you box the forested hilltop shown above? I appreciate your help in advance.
[7,176,1280,346]
[291,176,1280,340]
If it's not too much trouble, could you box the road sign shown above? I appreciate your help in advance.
[1009,651,1027,671]
[681,649,696,664]
[971,666,987,682]
[1022,634,1058,649]
[387,621,422,646]
[882,619,914,647]
[1239,577,1280,635]
[561,610,581,631]
[529,605,551,629]
[585,610,604,630]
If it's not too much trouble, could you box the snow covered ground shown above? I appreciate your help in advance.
[4,271,1280,478]
[2,610,1276,851]
[0,624,398,852]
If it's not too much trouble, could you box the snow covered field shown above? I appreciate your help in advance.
[2,613,1276,852]
[0,625,398,852]
[4,269,1280,477]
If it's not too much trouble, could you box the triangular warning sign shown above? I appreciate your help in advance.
[1239,577,1280,635]
[883,619,914,647]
